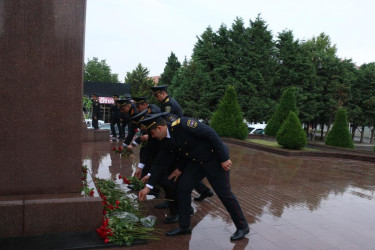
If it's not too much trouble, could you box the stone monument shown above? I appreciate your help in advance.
[0,0,102,237]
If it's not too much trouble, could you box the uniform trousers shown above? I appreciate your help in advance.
[177,158,248,230]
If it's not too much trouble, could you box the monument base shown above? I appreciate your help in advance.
[0,194,102,238]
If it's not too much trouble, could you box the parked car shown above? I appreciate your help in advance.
[248,123,266,135]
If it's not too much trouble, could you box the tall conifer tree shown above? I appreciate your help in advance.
[210,86,248,139]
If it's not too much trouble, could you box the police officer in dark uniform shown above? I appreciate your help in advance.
[134,111,187,224]
[91,93,101,129]
[151,85,183,118]
[138,113,249,241]
[119,98,139,147]
[127,98,161,177]
[110,94,121,139]
[151,85,214,202]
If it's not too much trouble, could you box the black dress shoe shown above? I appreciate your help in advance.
[164,214,179,224]
[154,201,170,209]
[190,207,194,215]
[230,226,250,241]
[194,190,214,201]
[166,227,192,236]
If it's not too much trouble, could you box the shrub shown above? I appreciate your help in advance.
[210,85,248,139]
[265,87,298,136]
[276,111,307,150]
[325,108,354,149]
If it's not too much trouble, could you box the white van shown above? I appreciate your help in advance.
[247,123,266,135]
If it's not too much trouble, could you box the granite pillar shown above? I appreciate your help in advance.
[0,0,101,237]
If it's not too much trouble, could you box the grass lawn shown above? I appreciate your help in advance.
[246,139,318,151]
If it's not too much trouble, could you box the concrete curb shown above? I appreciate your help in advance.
[222,137,375,163]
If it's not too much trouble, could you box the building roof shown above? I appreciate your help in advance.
[149,76,160,84]
[83,81,131,97]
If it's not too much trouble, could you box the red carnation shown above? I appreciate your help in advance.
[112,146,116,151]
[89,190,94,196]
[118,174,122,179]
[103,210,107,215]
[115,205,119,209]
[115,200,120,205]
[134,128,139,132]
[118,146,123,151]
[104,238,109,244]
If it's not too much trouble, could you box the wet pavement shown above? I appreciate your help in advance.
[83,141,375,250]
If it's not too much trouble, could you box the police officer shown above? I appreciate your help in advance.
[91,93,101,129]
[151,85,214,202]
[138,113,249,241]
[110,94,121,139]
[150,85,183,119]
[127,98,161,178]
[119,98,139,148]
[125,97,161,151]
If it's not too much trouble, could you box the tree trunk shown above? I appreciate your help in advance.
[370,125,374,144]
[360,126,365,143]
[312,123,317,141]
[351,124,358,140]
[320,123,324,141]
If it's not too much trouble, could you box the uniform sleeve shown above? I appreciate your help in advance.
[124,122,137,145]
[147,148,174,188]
[184,119,229,162]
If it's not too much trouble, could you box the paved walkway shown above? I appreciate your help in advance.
[83,141,375,250]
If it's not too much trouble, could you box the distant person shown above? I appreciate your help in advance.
[110,94,121,140]
[91,93,101,130]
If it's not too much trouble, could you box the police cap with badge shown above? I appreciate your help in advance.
[138,112,170,132]
[133,97,147,106]
[150,85,168,95]
[115,99,130,106]
[131,109,149,127]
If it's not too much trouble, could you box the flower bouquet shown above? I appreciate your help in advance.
[113,146,132,158]
[95,178,159,246]
[119,175,145,191]
[81,165,94,197]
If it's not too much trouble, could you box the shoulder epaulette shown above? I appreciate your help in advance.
[164,98,169,103]
[171,118,181,127]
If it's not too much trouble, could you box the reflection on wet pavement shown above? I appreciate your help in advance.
[83,141,375,250]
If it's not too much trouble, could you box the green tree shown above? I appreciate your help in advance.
[84,57,120,82]
[276,111,307,150]
[355,63,375,143]
[172,60,212,120]
[159,52,181,85]
[245,15,277,122]
[210,85,248,139]
[265,87,298,136]
[125,63,154,97]
[82,96,92,119]
[325,108,354,148]
[274,30,318,125]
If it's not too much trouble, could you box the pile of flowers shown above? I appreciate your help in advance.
[113,146,132,158]
[95,178,159,246]
[119,175,145,191]
[81,165,94,197]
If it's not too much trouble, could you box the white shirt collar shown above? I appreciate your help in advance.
[166,127,171,138]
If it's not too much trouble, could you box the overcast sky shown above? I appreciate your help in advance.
[85,0,375,81]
